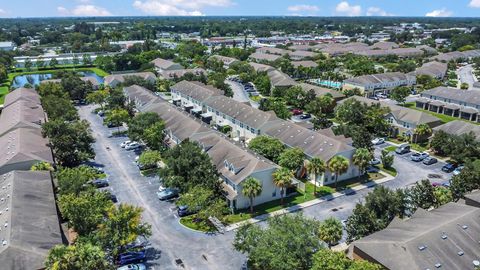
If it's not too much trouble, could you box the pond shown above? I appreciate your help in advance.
[11,71,105,88]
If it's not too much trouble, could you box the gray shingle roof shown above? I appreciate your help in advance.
[171,81,222,103]
[422,87,480,107]
[248,62,275,73]
[291,61,318,68]
[415,61,448,78]
[350,202,480,270]
[0,170,62,270]
[0,128,53,174]
[431,49,480,62]
[204,95,280,130]
[209,55,239,66]
[150,58,183,70]
[262,121,354,160]
[344,72,414,86]
[433,120,480,140]
[159,68,206,80]
[249,52,282,62]
[255,47,291,55]
[267,69,297,88]
[191,132,277,185]
[123,85,160,111]
[104,72,156,86]
[0,99,45,137]
[3,88,40,109]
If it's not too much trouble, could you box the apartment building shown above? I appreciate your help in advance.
[414,61,448,80]
[209,55,240,68]
[104,72,157,88]
[150,58,184,73]
[343,72,416,96]
[417,86,480,122]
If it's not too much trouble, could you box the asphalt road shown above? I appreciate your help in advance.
[78,105,245,270]
[226,80,259,108]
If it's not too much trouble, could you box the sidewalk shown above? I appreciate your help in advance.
[224,172,395,231]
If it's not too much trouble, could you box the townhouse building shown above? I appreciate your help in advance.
[104,72,157,88]
[342,72,416,97]
[150,58,184,73]
[414,61,448,80]
[416,86,480,122]
[208,55,240,68]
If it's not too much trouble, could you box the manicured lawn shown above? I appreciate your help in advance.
[379,165,397,176]
[385,146,397,152]
[0,84,8,104]
[403,102,479,125]
[224,173,386,224]
[179,216,217,232]
[388,138,428,152]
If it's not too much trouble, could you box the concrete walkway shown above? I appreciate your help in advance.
[224,172,395,231]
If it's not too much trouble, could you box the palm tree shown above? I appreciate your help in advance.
[328,156,350,189]
[242,177,263,213]
[353,148,373,177]
[272,167,293,205]
[305,157,326,195]
[413,124,432,144]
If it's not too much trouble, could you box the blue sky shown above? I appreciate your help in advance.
[0,0,479,17]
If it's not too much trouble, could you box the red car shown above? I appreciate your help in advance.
[291,109,303,115]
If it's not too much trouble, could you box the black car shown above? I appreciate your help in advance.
[177,205,197,217]
[423,157,438,165]
[442,163,457,173]
[102,190,118,203]
[92,179,109,188]
[299,113,311,120]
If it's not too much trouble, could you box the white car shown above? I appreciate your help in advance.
[371,138,385,145]
[453,166,464,176]
[120,140,132,148]
[125,142,141,150]
[369,158,381,165]
[158,184,166,192]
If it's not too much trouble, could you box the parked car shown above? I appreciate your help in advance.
[177,205,197,217]
[369,158,381,165]
[120,140,132,148]
[92,179,109,188]
[97,110,105,117]
[103,189,118,203]
[299,113,311,120]
[366,166,380,173]
[291,108,303,115]
[157,188,179,200]
[117,263,146,270]
[423,157,438,165]
[411,152,429,162]
[125,142,141,150]
[395,144,411,154]
[371,138,385,145]
[453,165,465,176]
[106,121,121,128]
[117,251,146,265]
[125,236,149,250]
[158,184,166,192]
[442,163,457,173]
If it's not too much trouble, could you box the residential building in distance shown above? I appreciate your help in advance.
[431,49,480,62]
[416,87,480,122]
[297,83,345,100]
[158,68,206,81]
[349,202,480,270]
[432,120,480,141]
[267,69,297,89]
[287,50,317,60]
[414,61,448,80]
[104,72,157,88]
[339,96,442,135]
[0,41,14,51]
[255,46,290,55]
[248,52,282,63]
[248,62,275,73]
[209,55,240,68]
[123,85,162,112]
[353,48,424,58]
[41,76,102,90]
[150,58,184,73]
[342,72,416,96]
[291,60,318,69]
[13,52,114,68]
[0,171,63,270]
[370,41,399,50]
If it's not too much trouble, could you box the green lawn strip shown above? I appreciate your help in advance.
[403,102,479,125]
[224,174,386,224]
[0,85,8,104]
[379,165,397,176]
[385,146,397,152]
[179,216,217,232]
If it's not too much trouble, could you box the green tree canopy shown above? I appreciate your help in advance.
[318,217,343,247]
[45,241,110,270]
[248,135,285,162]
[278,147,305,172]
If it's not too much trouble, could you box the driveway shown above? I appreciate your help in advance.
[226,80,259,108]
[78,105,244,270]
[457,64,477,89]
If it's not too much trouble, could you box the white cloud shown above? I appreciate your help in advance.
[335,1,362,16]
[366,7,393,16]
[469,0,480,8]
[425,8,452,17]
[287,5,319,13]
[57,5,112,16]
[0,9,6,16]
[132,0,232,16]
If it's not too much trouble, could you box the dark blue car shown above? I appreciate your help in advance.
[117,251,146,265]
[442,163,457,173]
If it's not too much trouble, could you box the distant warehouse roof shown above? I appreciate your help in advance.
[0,171,63,270]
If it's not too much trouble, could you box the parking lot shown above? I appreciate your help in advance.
[78,105,244,270]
